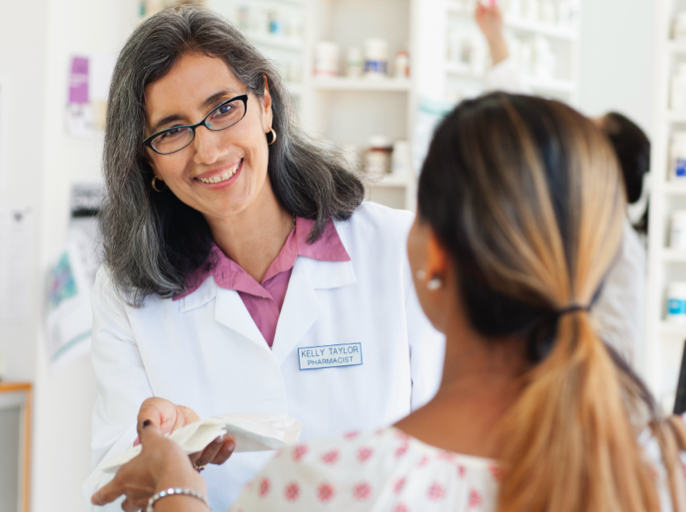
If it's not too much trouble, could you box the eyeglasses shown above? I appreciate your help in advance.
[143,93,249,155]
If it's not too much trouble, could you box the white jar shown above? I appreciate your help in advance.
[347,47,363,78]
[676,12,686,40]
[314,42,339,77]
[365,136,392,176]
[671,211,686,250]
[364,39,388,79]
[667,282,686,323]
[671,132,686,180]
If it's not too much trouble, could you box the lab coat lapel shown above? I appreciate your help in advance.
[214,286,269,349]
[271,257,357,365]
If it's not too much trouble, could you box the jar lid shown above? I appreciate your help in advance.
[369,135,392,149]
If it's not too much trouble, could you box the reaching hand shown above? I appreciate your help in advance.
[475,2,505,42]
[92,424,206,512]
[475,2,509,66]
[135,397,236,470]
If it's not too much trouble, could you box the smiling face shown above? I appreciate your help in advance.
[144,52,274,222]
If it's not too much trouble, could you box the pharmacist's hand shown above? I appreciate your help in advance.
[475,2,505,42]
[92,424,206,512]
[136,397,236,468]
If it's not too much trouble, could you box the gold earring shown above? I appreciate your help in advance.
[152,177,164,193]
[267,128,277,146]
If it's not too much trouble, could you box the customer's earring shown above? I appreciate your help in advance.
[427,278,443,291]
[152,177,165,193]
[267,128,277,146]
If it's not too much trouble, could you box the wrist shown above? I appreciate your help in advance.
[156,464,207,496]
[487,35,509,66]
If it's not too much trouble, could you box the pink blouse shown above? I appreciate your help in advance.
[174,217,350,346]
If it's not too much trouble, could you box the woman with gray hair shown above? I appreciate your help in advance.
[82,5,444,512]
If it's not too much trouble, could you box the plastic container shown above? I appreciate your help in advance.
[671,132,686,180]
[347,47,363,78]
[364,39,388,79]
[365,136,393,176]
[676,12,686,41]
[314,42,339,77]
[395,51,410,79]
[671,211,686,250]
[667,282,686,323]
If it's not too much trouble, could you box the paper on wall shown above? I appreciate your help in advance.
[0,207,34,323]
[100,413,302,473]
[65,54,116,137]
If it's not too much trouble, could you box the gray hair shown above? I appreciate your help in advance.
[100,6,365,306]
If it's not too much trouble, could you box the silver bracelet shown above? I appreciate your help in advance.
[146,487,210,512]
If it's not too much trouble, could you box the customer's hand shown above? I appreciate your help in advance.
[92,424,207,512]
[136,397,236,469]
[475,2,509,65]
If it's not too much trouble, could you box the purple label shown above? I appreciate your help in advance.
[69,56,89,104]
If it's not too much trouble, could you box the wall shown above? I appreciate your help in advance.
[31,1,138,511]
[578,0,657,137]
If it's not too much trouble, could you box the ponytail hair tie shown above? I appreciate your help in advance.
[556,304,591,318]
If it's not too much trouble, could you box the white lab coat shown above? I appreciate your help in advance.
[81,202,445,512]
[484,59,647,363]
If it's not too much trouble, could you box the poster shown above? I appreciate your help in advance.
[45,182,104,366]
[65,54,116,137]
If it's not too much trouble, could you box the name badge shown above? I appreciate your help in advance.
[298,343,363,371]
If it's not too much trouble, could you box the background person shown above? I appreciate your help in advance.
[475,2,650,365]
[93,92,686,512]
[82,6,444,511]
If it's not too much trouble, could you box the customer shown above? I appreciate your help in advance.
[82,5,444,511]
[475,2,649,364]
[93,93,686,512]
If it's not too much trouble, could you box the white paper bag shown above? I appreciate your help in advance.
[100,413,301,473]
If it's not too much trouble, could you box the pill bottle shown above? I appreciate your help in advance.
[365,136,393,176]
[671,63,686,111]
[395,51,410,79]
[671,132,686,180]
[314,42,339,77]
[676,12,686,40]
[671,211,686,250]
[347,47,364,78]
[667,282,686,323]
[364,39,388,79]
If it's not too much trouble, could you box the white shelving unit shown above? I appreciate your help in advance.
[443,0,581,106]
[207,0,418,211]
[646,0,686,410]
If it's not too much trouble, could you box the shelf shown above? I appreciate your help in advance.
[369,174,414,188]
[666,110,686,123]
[659,321,686,337]
[245,33,304,51]
[662,249,686,262]
[668,40,686,53]
[664,182,686,195]
[505,18,577,41]
[311,77,412,92]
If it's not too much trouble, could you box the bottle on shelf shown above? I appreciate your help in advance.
[670,132,686,180]
[347,47,364,78]
[365,136,393,177]
[364,39,389,79]
[667,282,686,323]
[314,42,339,77]
[670,211,686,250]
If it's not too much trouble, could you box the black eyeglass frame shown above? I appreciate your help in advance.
[142,93,249,155]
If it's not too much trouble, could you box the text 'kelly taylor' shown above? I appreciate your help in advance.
[298,343,363,370]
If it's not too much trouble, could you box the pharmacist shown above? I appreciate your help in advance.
[81,7,444,512]
[474,3,649,364]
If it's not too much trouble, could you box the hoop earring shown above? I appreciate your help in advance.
[267,128,277,146]
[152,177,165,193]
